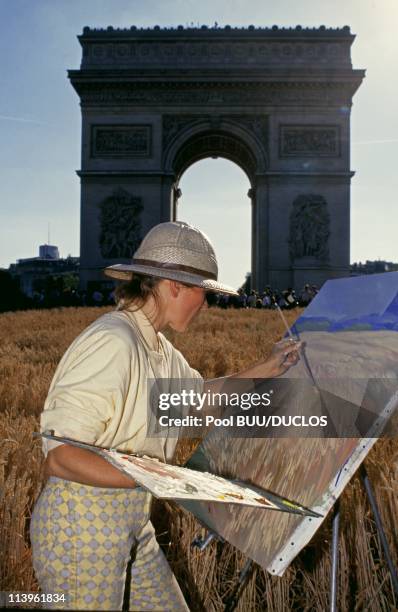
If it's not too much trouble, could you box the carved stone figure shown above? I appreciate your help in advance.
[99,189,143,259]
[289,195,330,261]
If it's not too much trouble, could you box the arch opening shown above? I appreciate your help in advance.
[177,158,251,290]
[172,130,258,184]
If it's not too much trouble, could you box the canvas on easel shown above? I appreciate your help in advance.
[181,272,398,576]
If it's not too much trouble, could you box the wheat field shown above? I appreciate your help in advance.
[0,306,397,611]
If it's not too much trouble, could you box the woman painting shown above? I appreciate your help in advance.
[30,221,300,610]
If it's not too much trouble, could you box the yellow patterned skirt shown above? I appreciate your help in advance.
[30,477,189,611]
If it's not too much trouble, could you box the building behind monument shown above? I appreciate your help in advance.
[6,245,79,308]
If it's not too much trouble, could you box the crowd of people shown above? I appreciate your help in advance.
[30,284,318,310]
[17,283,319,311]
[211,284,319,309]
[29,287,116,309]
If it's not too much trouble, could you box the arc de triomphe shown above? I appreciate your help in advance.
[68,25,364,291]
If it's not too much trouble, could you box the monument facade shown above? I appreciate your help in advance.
[68,25,364,291]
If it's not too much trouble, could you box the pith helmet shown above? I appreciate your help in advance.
[104,221,238,296]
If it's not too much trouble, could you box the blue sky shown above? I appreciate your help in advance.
[1,0,397,288]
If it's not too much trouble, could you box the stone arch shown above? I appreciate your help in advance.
[163,119,268,182]
[173,130,257,182]
[70,25,364,291]
[164,124,266,287]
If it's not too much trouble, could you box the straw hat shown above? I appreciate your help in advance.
[104,221,238,296]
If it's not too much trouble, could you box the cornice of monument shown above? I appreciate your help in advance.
[74,24,361,72]
[76,170,177,178]
[79,24,355,39]
[263,171,355,178]
[69,68,364,79]
[68,77,363,107]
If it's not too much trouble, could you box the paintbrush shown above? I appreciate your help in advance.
[275,304,318,387]
[274,305,337,436]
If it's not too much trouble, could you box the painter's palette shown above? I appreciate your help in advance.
[103,450,319,515]
[36,432,319,516]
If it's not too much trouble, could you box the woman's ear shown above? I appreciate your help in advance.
[167,280,181,299]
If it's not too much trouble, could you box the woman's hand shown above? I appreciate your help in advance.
[204,338,302,392]
[262,338,301,378]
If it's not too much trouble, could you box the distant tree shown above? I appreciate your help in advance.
[62,273,79,291]
[0,270,31,312]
